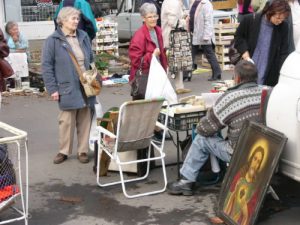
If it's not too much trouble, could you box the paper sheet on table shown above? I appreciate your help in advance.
[201,93,223,108]
[5,53,28,78]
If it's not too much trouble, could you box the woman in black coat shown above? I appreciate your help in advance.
[234,0,291,86]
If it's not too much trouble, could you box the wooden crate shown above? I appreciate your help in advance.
[212,0,236,10]
[214,23,238,45]
[215,45,230,54]
[214,23,239,33]
[201,55,234,71]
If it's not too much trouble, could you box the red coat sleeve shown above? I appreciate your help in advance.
[0,29,9,58]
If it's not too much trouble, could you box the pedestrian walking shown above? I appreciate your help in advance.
[161,0,191,94]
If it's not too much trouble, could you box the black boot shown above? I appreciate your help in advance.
[208,75,221,81]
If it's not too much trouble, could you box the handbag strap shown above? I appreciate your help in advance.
[137,57,144,76]
[67,50,85,82]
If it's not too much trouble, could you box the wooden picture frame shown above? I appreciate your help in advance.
[218,120,287,225]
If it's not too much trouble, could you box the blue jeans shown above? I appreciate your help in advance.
[180,134,231,182]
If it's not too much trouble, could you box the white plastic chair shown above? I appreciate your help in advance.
[96,98,169,198]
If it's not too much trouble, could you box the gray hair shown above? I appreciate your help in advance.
[139,3,157,17]
[56,7,81,27]
[5,21,18,35]
[234,60,258,83]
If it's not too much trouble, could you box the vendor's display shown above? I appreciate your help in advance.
[94,19,119,57]
[211,80,235,92]
[159,96,206,131]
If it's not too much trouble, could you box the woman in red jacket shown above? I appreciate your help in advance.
[128,2,168,100]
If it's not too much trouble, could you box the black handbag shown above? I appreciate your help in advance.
[130,58,148,100]
[229,39,242,65]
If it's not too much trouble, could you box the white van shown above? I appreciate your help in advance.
[113,0,236,41]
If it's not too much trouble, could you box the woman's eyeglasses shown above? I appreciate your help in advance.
[145,15,159,20]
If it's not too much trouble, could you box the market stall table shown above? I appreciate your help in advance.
[159,103,206,179]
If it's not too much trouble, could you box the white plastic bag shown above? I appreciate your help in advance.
[145,56,178,104]
[89,101,104,151]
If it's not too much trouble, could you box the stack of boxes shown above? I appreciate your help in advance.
[202,23,239,71]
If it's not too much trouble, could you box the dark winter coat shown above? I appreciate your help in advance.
[234,13,290,86]
[42,27,95,110]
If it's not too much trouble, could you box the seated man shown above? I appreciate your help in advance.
[167,60,264,196]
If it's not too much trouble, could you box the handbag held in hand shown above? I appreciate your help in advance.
[131,58,148,100]
[229,40,242,65]
[68,52,101,97]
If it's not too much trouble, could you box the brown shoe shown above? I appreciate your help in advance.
[77,153,89,163]
[53,153,68,164]
[176,88,191,94]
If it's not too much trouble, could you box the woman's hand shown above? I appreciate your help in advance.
[242,51,251,60]
[153,48,160,57]
[51,91,59,101]
[12,34,19,42]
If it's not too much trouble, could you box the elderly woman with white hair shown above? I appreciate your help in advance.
[42,6,95,165]
[128,2,168,100]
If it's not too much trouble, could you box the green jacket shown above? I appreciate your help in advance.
[54,0,97,40]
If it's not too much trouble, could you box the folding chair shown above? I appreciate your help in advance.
[96,98,169,198]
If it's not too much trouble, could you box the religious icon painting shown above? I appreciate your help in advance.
[218,120,287,225]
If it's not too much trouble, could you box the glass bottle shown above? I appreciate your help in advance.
[15,71,22,90]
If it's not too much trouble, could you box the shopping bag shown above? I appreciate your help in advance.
[168,28,193,74]
[145,56,178,104]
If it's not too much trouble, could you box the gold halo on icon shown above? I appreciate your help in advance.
[248,139,269,172]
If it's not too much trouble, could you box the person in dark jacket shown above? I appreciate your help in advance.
[234,0,291,86]
[54,0,97,40]
[42,7,95,164]
[0,28,10,103]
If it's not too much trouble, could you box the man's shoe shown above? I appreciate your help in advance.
[176,88,191,94]
[53,153,68,164]
[77,153,89,163]
[167,179,194,196]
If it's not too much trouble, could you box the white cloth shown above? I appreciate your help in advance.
[5,53,28,78]
[210,154,221,173]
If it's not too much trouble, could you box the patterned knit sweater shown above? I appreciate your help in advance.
[197,82,263,154]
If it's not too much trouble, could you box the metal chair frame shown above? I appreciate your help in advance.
[96,99,169,198]
[0,122,28,225]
